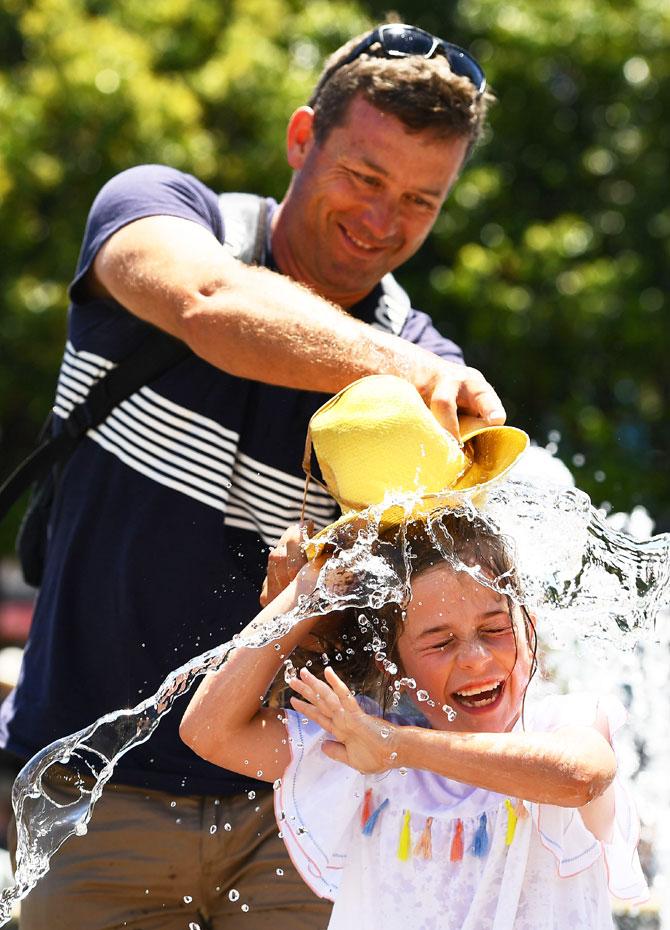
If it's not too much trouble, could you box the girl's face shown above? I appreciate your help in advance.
[396,564,532,734]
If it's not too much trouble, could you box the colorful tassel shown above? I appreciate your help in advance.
[450,818,464,862]
[362,798,389,836]
[471,813,489,858]
[504,799,518,846]
[414,816,433,860]
[360,789,373,829]
[397,810,412,861]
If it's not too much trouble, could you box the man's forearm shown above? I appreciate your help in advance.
[93,214,504,435]
[393,725,616,807]
[180,261,439,399]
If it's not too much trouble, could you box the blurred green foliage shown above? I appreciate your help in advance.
[0,0,668,558]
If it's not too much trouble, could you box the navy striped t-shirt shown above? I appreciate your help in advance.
[0,165,464,795]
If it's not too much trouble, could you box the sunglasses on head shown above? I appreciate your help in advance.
[320,24,486,96]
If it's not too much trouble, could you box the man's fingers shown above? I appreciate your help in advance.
[429,366,507,439]
[457,370,506,424]
[429,391,460,441]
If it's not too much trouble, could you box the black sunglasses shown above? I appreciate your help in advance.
[320,24,486,96]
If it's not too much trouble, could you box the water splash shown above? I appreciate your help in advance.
[1,475,669,924]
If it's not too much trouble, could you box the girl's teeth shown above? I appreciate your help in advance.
[455,683,502,707]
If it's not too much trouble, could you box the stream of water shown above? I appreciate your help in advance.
[1,473,668,925]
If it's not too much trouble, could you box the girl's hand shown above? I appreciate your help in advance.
[260,521,313,606]
[289,666,399,775]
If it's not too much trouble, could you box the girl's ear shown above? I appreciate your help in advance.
[286,106,316,170]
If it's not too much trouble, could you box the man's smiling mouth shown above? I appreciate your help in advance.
[338,224,381,252]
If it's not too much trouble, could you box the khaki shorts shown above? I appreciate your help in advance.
[9,769,331,930]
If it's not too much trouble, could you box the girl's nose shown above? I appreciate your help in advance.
[455,638,492,670]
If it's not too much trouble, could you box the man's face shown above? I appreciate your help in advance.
[275,95,470,307]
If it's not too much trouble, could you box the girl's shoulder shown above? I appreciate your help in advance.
[521,690,627,735]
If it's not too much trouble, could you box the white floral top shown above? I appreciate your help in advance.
[275,692,648,930]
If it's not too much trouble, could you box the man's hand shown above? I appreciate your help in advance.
[260,522,312,606]
[424,362,506,441]
[289,666,399,774]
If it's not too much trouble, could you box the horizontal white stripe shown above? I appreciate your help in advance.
[227,487,310,534]
[66,341,114,371]
[97,416,233,493]
[230,469,320,519]
[58,343,337,546]
[60,358,96,389]
[236,451,308,492]
[139,387,239,446]
[117,399,236,471]
[234,456,334,512]
[56,370,90,401]
[54,380,84,406]
[225,514,281,547]
[225,501,298,540]
[53,403,71,419]
[89,428,229,514]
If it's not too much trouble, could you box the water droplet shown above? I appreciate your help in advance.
[170,801,176,808]
[228,889,240,902]
[442,703,457,721]
[224,822,232,831]
[183,895,193,903]
[209,825,217,834]
[241,903,250,912]
[276,868,284,876]
[273,778,282,790]
[389,751,398,762]
[399,767,408,776]
[379,726,391,739]
[416,689,429,702]
[189,923,200,930]
[256,770,263,777]
[75,821,87,836]
[247,790,256,800]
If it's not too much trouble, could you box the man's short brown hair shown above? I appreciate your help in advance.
[308,30,493,147]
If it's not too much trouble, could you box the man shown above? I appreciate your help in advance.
[3,23,503,930]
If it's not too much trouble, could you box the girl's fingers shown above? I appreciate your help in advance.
[289,696,333,733]
[324,666,361,711]
[320,740,348,764]
[298,667,341,714]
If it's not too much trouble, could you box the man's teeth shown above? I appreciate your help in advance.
[345,229,374,250]
[454,683,502,707]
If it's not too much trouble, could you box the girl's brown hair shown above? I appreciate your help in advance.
[292,510,538,715]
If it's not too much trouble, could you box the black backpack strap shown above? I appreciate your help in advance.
[1,192,270,524]
[0,332,188,521]
[219,192,269,266]
[373,273,412,335]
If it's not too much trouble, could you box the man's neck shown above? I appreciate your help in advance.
[271,201,368,310]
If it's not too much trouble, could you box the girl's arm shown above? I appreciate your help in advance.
[179,560,323,783]
[290,666,617,839]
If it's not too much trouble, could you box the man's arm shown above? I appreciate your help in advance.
[91,215,505,438]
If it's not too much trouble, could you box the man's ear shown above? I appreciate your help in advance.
[286,106,316,169]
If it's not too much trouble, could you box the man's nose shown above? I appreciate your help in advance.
[360,197,397,241]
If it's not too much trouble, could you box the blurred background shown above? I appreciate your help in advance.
[0,0,668,925]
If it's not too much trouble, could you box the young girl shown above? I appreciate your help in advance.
[180,512,648,930]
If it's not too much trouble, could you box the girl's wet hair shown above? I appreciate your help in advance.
[292,510,538,716]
